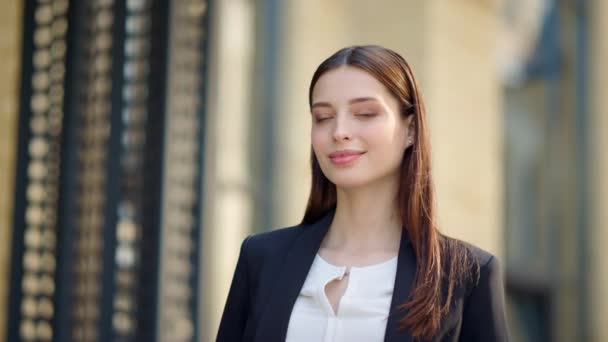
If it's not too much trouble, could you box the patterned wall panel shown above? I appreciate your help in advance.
[157,1,209,341]
[8,0,210,341]
[9,0,70,340]
[110,0,153,339]
[70,1,114,341]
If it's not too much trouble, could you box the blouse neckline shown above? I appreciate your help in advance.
[315,253,398,273]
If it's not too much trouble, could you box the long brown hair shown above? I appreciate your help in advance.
[301,45,475,339]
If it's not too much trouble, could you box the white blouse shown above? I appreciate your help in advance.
[286,253,398,342]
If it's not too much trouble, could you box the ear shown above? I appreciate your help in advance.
[405,114,416,144]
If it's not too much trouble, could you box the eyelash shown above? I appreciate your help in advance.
[313,112,377,123]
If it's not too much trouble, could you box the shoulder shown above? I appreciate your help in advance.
[440,236,502,292]
[246,224,305,247]
[441,235,497,267]
[235,223,309,294]
[241,223,307,263]
[447,240,510,340]
[460,240,496,267]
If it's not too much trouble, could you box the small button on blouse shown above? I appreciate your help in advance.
[286,254,398,342]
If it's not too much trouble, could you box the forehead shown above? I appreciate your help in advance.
[311,66,394,104]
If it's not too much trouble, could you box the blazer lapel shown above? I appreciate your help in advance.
[253,210,334,342]
[383,228,416,342]
[253,210,417,342]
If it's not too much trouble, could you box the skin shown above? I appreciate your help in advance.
[310,65,415,314]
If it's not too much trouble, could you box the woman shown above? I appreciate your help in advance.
[217,45,509,342]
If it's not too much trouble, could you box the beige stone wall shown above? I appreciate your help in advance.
[0,1,21,341]
[589,0,608,340]
[425,1,503,256]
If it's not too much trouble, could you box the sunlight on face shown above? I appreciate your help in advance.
[310,66,413,189]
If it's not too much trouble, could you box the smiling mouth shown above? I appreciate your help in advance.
[329,151,365,166]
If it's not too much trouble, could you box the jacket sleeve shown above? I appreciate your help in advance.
[216,235,252,342]
[459,255,510,341]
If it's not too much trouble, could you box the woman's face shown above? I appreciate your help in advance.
[310,66,414,189]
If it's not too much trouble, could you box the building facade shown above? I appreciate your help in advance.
[0,0,606,341]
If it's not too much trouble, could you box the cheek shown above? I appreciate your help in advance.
[362,122,407,159]
[361,122,395,145]
[311,128,327,151]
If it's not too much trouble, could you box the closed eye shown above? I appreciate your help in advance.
[356,113,377,117]
[314,116,332,123]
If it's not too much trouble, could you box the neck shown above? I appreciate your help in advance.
[323,177,402,254]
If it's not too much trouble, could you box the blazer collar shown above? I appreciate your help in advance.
[254,209,416,342]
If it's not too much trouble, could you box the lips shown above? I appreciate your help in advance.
[329,150,365,166]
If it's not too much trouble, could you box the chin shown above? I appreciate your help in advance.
[324,166,400,191]
[325,173,372,189]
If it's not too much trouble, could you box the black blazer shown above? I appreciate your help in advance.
[216,210,509,341]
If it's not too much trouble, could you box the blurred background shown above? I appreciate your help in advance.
[0,0,606,341]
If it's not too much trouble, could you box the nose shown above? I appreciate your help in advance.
[332,115,352,141]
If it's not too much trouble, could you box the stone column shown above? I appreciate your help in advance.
[588,0,608,340]
[0,1,22,339]
[200,1,256,340]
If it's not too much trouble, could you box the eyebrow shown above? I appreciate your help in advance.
[311,97,380,109]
